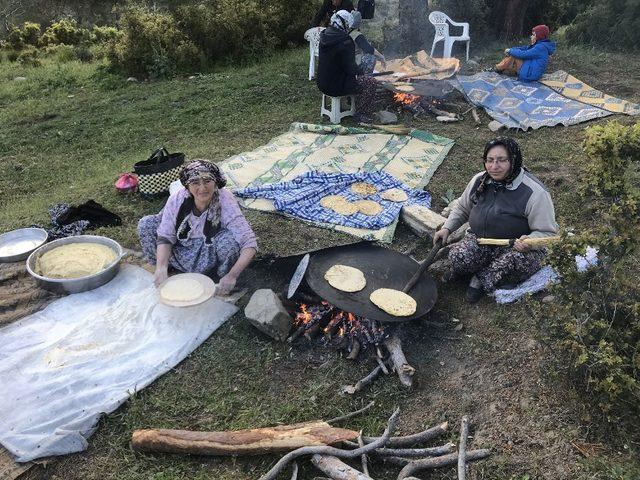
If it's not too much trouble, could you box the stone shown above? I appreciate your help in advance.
[542,295,555,303]
[441,198,459,218]
[244,289,292,341]
[488,120,506,132]
[466,59,480,68]
[375,110,398,125]
[13,76,27,81]
[401,204,447,236]
[126,77,138,82]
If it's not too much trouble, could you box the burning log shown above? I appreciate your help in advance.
[383,335,415,388]
[131,422,359,456]
[311,454,373,480]
[397,449,491,479]
[304,322,322,341]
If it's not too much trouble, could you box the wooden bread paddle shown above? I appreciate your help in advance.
[477,236,561,247]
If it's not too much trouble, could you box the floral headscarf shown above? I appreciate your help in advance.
[330,10,353,32]
[472,137,525,201]
[179,159,227,188]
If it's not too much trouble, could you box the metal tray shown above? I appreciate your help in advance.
[26,235,124,294]
[0,228,48,263]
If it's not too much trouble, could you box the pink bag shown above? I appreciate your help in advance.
[115,173,138,193]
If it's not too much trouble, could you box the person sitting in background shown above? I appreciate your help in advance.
[137,160,257,294]
[311,0,354,28]
[433,137,558,303]
[494,24,556,82]
[350,11,386,75]
[316,10,377,121]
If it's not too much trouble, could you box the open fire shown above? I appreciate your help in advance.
[287,301,389,360]
[393,91,460,121]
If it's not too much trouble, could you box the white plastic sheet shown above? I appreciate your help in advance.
[0,265,238,462]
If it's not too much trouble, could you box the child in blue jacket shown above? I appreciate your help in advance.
[495,25,556,82]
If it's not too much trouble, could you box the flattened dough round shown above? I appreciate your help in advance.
[161,277,205,302]
[320,195,347,208]
[324,265,366,292]
[351,182,377,196]
[380,188,408,202]
[370,288,417,316]
[331,201,359,215]
[354,199,383,216]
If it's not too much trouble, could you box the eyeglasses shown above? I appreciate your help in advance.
[484,156,510,165]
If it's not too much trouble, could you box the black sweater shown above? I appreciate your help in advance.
[311,0,354,27]
[316,26,363,97]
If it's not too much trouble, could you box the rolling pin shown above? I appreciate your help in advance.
[477,236,561,247]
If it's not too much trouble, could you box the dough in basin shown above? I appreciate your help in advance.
[369,288,417,316]
[324,265,366,292]
[380,188,408,202]
[36,243,117,279]
[161,277,205,302]
[354,200,383,216]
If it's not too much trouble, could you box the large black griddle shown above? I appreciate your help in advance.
[305,243,437,323]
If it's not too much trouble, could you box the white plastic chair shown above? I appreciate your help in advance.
[304,27,325,80]
[428,11,470,61]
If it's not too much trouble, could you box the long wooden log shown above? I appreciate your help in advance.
[359,422,448,447]
[458,416,469,480]
[311,454,374,480]
[383,335,414,388]
[372,443,456,457]
[397,449,491,479]
[131,422,359,456]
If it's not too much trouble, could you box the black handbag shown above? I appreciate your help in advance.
[133,148,184,198]
[357,0,375,19]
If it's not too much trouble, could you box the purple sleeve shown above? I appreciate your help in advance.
[220,189,258,251]
[156,189,189,245]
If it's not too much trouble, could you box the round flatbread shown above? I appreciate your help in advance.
[160,277,205,302]
[354,200,383,216]
[380,188,408,202]
[324,265,366,292]
[320,195,348,209]
[369,288,417,317]
[331,201,359,216]
[350,182,377,196]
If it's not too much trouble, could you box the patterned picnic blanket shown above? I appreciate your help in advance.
[235,171,431,230]
[376,51,459,97]
[540,70,640,115]
[220,123,454,242]
[454,71,612,130]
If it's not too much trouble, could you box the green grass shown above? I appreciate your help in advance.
[2,46,640,479]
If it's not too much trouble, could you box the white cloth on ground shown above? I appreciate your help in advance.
[493,265,559,304]
[0,265,237,462]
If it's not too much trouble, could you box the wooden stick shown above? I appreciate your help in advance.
[358,432,370,477]
[290,461,299,480]
[346,338,361,360]
[258,408,401,480]
[358,422,449,447]
[131,422,359,456]
[326,401,375,425]
[341,365,383,395]
[471,108,481,124]
[383,335,415,388]
[458,416,469,480]
[476,236,561,247]
[311,454,374,480]
[376,356,390,375]
[372,443,456,457]
[397,449,491,479]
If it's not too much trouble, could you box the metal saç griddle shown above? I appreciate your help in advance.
[305,243,438,323]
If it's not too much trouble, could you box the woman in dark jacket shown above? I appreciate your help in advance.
[495,24,556,82]
[311,0,353,27]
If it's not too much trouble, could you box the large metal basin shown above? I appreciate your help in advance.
[26,235,124,294]
[0,227,48,263]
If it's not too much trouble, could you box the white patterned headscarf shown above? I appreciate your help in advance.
[330,10,354,32]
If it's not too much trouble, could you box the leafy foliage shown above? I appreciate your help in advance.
[543,122,640,416]
[565,0,640,49]
[39,18,90,46]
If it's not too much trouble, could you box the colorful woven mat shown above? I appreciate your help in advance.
[220,123,454,242]
[540,70,640,115]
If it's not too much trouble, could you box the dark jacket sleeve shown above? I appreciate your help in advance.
[311,0,332,27]
[354,33,374,55]
[339,39,362,77]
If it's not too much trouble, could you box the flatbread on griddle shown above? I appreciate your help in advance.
[324,265,366,292]
[380,188,409,202]
[354,199,383,216]
[350,182,377,196]
[369,288,417,316]
[160,277,205,302]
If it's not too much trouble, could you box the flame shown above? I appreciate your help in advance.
[394,92,421,106]
[295,303,313,325]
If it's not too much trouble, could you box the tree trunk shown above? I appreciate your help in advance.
[398,0,429,54]
[492,0,529,40]
[131,422,359,456]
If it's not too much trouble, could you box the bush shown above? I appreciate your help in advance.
[17,45,41,67]
[107,6,201,78]
[543,121,640,417]
[40,18,90,46]
[6,26,25,50]
[91,25,122,43]
[21,22,42,46]
[74,44,94,62]
[565,1,640,49]
[44,44,76,62]
[7,50,19,62]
